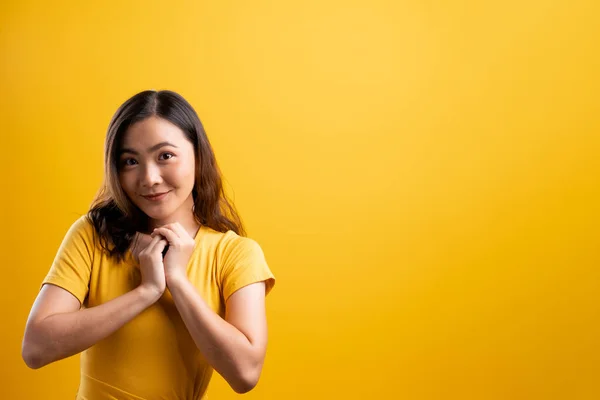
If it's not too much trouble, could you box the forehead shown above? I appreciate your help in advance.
[121,116,188,148]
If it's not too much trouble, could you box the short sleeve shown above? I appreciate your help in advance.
[219,233,275,303]
[42,216,95,304]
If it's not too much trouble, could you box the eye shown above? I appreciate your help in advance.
[121,158,138,167]
[159,152,174,161]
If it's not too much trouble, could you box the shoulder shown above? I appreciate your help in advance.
[63,215,96,241]
[200,226,265,263]
[56,215,99,255]
[219,230,264,258]
[200,226,259,251]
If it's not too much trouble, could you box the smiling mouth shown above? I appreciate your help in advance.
[142,191,171,201]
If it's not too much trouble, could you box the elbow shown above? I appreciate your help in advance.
[22,329,50,370]
[22,342,45,369]
[231,378,258,394]
[229,366,262,394]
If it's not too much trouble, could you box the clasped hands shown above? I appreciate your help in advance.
[130,222,196,296]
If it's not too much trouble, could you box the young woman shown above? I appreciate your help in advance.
[22,90,276,399]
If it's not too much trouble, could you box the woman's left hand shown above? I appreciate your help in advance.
[151,223,196,284]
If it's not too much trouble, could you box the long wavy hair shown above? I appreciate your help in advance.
[88,90,244,261]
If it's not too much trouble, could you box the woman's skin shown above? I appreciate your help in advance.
[22,116,268,394]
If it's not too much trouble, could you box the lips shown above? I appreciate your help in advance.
[142,191,170,201]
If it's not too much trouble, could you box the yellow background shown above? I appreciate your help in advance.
[1,0,599,398]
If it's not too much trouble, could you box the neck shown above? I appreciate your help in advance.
[146,195,201,238]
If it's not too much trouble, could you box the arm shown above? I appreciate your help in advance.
[22,234,169,369]
[167,278,268,394]
[153,223,272,393]
[22,283,161,369]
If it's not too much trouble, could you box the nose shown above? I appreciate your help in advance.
[140,162,163,188]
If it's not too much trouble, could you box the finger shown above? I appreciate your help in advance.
[170,223,192,240]
[149,237,168,254]
[164,223,184,238]
[143,233,164,252]
[153,227,179,246]
[152,225,178,240]
[161,223,192,243]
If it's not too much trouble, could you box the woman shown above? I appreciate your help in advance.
[22,90,276,399]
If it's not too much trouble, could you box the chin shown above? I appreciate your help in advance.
[135,202,175,220]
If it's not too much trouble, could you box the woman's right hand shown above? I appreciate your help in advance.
[135,234,168,298]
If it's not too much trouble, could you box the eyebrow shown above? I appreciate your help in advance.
[120,141,178,156]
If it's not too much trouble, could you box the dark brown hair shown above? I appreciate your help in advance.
[88,90,244,260]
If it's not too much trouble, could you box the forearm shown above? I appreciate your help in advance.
[167,275,262,393]
[23,286,160,369]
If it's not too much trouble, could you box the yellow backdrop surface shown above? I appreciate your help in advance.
[1,1,599,398]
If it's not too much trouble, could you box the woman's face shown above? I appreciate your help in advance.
[118,116,196,225]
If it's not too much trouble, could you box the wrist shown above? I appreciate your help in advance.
[137,284,164,304]
[165,271,188,290]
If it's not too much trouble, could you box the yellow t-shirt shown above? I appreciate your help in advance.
[42,216,275,400]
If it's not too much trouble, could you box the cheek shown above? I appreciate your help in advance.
[170,159,196,187]
[118,173,135,196]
